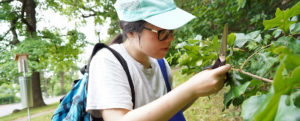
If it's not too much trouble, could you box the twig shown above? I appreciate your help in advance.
[232,68,273,83]
[240,44,272,70]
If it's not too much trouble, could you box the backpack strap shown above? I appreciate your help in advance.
[157,59,186,121]
[87,43,136,109]
[157,59,171,92]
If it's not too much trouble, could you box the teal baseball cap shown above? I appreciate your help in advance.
[114,0,196,29]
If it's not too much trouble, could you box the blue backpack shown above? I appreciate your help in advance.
[51,43,135,121]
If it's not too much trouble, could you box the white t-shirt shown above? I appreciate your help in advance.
[86,44,172,118]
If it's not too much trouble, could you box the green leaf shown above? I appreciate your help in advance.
[246,41,258,50]
[290,22,300,35]
[176,42,187,49]
[224,81,251,107]
[255,93,281,121]
[234,31,262,48]
[273,58,288,94]
[291,91,300,108]
[291,66,300,88]
[234,33,248,48]
[283,54,300,73]
[236,0,246,10]
[227,33,236,46]
[178,54,190,66]
[274,95,300,121]
[248,79,262,88]
[273,46,292,55]
[256,53,278,76]
[273,29,282,38]
[290,1,300,17]
[263,34,272,45]
[248,30,262,43]
[241,93,272,121]
[273,37,300,54]
[254,54,300,120]
[263,2,300,33]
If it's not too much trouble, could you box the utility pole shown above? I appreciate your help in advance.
[15,54,32,121]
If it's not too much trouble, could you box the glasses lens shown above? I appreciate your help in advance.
[159,30,172,41]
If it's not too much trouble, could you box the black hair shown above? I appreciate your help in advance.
[109,20,147,45]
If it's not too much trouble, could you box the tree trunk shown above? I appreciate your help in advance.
[60,71,65,95]
[31,70,46,107]
[44,78,49,98]
[22,0,37,37]
[43,74,49,98]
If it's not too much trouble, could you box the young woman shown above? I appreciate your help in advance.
[86,0,231,121]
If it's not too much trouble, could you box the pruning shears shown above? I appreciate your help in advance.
[205,23,228,69]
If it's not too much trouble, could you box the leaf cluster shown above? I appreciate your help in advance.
[172,1,300,119]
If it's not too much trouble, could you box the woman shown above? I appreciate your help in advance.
[86,0,231,121]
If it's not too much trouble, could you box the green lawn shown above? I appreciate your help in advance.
[31,111,54,121]
[0,102,58,121]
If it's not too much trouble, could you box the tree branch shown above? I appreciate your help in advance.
[281,0,292,5]
[293,34,300,39]
[240,43,272,70]
[0,21,18,42]
[0,28,11,41]
[232,68,273,83]
[234,44,274,83]
[80,7,104,18]
[10,17,20,45]
[81,13,97,18]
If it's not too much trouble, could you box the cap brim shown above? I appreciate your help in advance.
[144,7,196,30]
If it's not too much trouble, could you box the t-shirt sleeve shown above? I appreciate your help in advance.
[86,48,133,117]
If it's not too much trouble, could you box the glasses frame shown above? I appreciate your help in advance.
[143,27,173,41]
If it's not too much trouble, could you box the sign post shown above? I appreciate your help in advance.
[15,54,32,121]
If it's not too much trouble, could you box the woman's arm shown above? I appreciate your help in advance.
[182,97,198,112]
[101,64,230,121]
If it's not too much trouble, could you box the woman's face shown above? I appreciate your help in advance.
[136,23,174,59]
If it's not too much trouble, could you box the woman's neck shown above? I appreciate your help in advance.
[123,41,151,68]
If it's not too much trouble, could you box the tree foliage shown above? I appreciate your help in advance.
[174,1,300,120]
[0,0,87,106]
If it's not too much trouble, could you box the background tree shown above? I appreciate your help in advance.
[0,0,46,107]
[0,0,87,107]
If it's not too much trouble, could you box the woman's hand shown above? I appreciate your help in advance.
[186,64,231,97]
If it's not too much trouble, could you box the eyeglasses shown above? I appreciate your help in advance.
[143,27,174,41]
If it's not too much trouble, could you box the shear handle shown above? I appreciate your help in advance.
[205,57,226,70]
[204,57,229,82]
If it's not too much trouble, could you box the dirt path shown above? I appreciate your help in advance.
[12,108,56,121]
[0,95,63,117]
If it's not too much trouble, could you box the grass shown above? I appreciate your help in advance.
[31,111,54,121]
[0,102,59,121]
[172,68,243,121]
